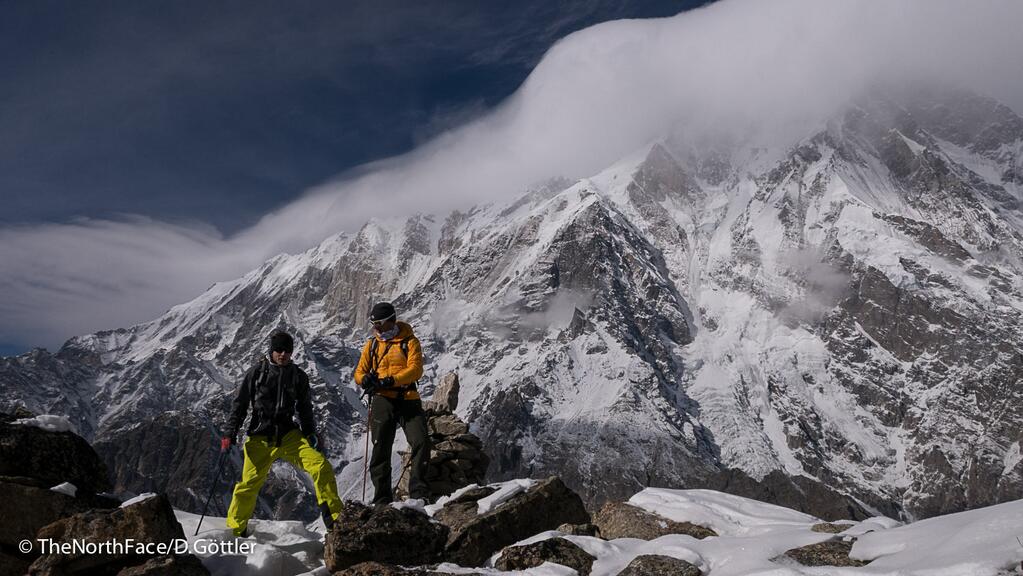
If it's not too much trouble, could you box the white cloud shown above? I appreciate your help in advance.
[4,0,1022,351]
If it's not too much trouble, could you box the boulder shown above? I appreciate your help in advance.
[324,501,449,573]
[0,551,32,576]
[592,502,716,541]
[494,537,596,575]
[115,554,210,575]
[28,493,191,575]
[439,476,590,568]
[616,554,702,576]
[0,478,118,550]
[0,414,111,493]
[781,539,867,567]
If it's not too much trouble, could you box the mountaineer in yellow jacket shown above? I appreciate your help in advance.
[222,331,343,536]
[354,301,429,504]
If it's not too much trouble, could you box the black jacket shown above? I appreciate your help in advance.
[225,356,316,442]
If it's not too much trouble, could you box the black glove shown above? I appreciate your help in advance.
[380,376,395,388]
[361,372,380,392]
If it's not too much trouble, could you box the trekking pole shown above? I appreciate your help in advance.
[362,395,373,502]
[195,448,229,536]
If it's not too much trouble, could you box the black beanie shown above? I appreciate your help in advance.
[270,331,294,353]
[369,302,396,322]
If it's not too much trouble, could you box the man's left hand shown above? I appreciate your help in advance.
[380,376,395,388]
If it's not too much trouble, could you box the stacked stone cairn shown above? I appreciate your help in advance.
[396,373,489,501]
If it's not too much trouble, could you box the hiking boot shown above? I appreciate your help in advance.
[233,525,253,538]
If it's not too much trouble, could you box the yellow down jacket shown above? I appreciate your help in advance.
[354,321,423,400]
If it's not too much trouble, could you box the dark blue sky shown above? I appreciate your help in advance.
[2,1,711,236]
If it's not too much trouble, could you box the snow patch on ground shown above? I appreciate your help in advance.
[120,492,157,507]
[630,487,818,537]
[477,478,538,514]
[850,498,1023,574]
[49,482,77,497]
[176,510,326,576]
[163,485,1023,576]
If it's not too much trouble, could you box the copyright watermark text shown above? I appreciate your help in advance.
[19,537,254,555]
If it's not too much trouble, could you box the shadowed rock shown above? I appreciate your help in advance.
[28,493,201,576]
[0,413,111,494]
[0,551,32,576]
[0,478,118,555]
[324,502,448,573]
[115,554,210,575]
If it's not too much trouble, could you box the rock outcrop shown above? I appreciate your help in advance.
[592,501,716,541]
[0,412,111,494]
[0,410,207,576]
[438,476,590,568]
[0,410,121,572]
[0,479,119,557]
[28,493,207,576]
[494,537,596,575]
[324,502,449,573]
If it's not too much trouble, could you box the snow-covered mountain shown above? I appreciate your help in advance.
[2,86,1022,522]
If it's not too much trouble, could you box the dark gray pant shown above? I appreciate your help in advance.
[369,395,430,504]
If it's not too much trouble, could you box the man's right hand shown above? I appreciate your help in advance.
[361,373,380,393]
[221,437,234,452]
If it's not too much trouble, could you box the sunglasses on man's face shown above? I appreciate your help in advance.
[272,348,293,354]
[369,315,395,327]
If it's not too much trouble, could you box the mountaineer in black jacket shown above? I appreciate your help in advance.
[222,331,342,536]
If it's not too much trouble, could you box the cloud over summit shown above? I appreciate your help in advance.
[4,0,1022,351]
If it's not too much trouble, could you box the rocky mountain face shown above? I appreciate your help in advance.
[2,87,1021,522]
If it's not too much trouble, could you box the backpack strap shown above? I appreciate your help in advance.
[368,336,419,397]
[250,356,270,412]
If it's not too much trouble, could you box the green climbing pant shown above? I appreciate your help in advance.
[226,428,342,536]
